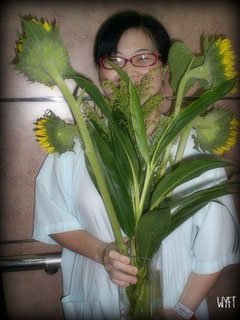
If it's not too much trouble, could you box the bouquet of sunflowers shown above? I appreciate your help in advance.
[15,18,239,319]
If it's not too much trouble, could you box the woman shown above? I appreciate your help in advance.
[33,10,239,320]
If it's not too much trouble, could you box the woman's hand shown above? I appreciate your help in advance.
[101,242,138,287]
[51,230,138,287]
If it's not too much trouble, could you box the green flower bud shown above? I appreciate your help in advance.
[15,18,74,86]
[34,110,80,154]
[186,37,238,93]
[192,106,239,155]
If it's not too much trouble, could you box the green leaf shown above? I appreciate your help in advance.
[129,81,149,164]
[103,61,150,164]
[104,59,130,84]
[168,42,194,93]
[166,181,240,236]
[110,127,135,190]
[88,124,135,237]
[152,80,235,164]
[159,181,240,211]
[73,75,113,119]
[87,116,110,146]
[151,157,237,209]
[73,74,140,183]
[136,209,170,259]
[184,55,205,93]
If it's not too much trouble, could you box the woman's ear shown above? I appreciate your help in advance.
[161,65,169,84]
[96,65,101,84]
[161,65,173,97]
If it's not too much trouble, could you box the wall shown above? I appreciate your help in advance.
[0,0,239,319]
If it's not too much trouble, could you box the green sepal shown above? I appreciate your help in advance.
[168,41,194,93]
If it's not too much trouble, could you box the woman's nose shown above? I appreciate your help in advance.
[123,63,142,83]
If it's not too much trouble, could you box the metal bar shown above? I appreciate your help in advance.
[0,97,66,103]
[0,96,240,103]
[0,96,92,103]
[0,253,62,273]
[0,239,37,245]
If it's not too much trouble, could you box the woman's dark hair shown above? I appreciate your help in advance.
[94,10,171,67]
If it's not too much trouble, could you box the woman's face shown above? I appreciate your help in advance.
[99,28,165,96]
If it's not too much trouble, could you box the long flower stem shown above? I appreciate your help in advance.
[157,143,172,179]
[141,72,189,213]
[174,126,191,165]
[134,67,191,223]
[164,126,191,202]
[161,68,193,202]
[174,76,187,117]
[150,70,190,178]
[174,57,195,116]
[150,72,191,210]
[44,58,127,254]
[172,61,196,165]
[137,165,153,223]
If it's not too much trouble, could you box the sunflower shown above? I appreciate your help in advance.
[34,111,79,154]
[214,38,238,93]
[213,117,240,155]
[186,37,238,93]
[15,18,74,86]
[35,118,55,153]
[192,106,239,156]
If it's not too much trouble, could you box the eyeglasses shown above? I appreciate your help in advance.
[100,53,161,70]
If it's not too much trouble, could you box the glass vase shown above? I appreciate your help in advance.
[118,252,164,320]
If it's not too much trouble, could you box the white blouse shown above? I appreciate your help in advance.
[33,136,239,320]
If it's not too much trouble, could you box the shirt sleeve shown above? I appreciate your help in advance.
[190,167,240,274]
[32,143,85,245]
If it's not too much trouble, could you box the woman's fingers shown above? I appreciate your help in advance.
[107,249,138,275]
[102,242,138,287]
[112,279,129,288]
[110,254,138,276]
[108,247,130,264]
[109,264,137,286]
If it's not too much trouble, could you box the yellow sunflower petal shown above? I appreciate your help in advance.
[231,118,240,126]
[35,124,47,130]
[230,130,238,137]
[39,119,47,124]
[43,21,52,32]
[36,128,47,134]
[46,146,55,153]
[221,145,231,151]
[213,148,224,155]
[37,136,49,143]
[40,142,51,148]
[32,18,39,24]
[215,38,238,83]
[17,41,23,52]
